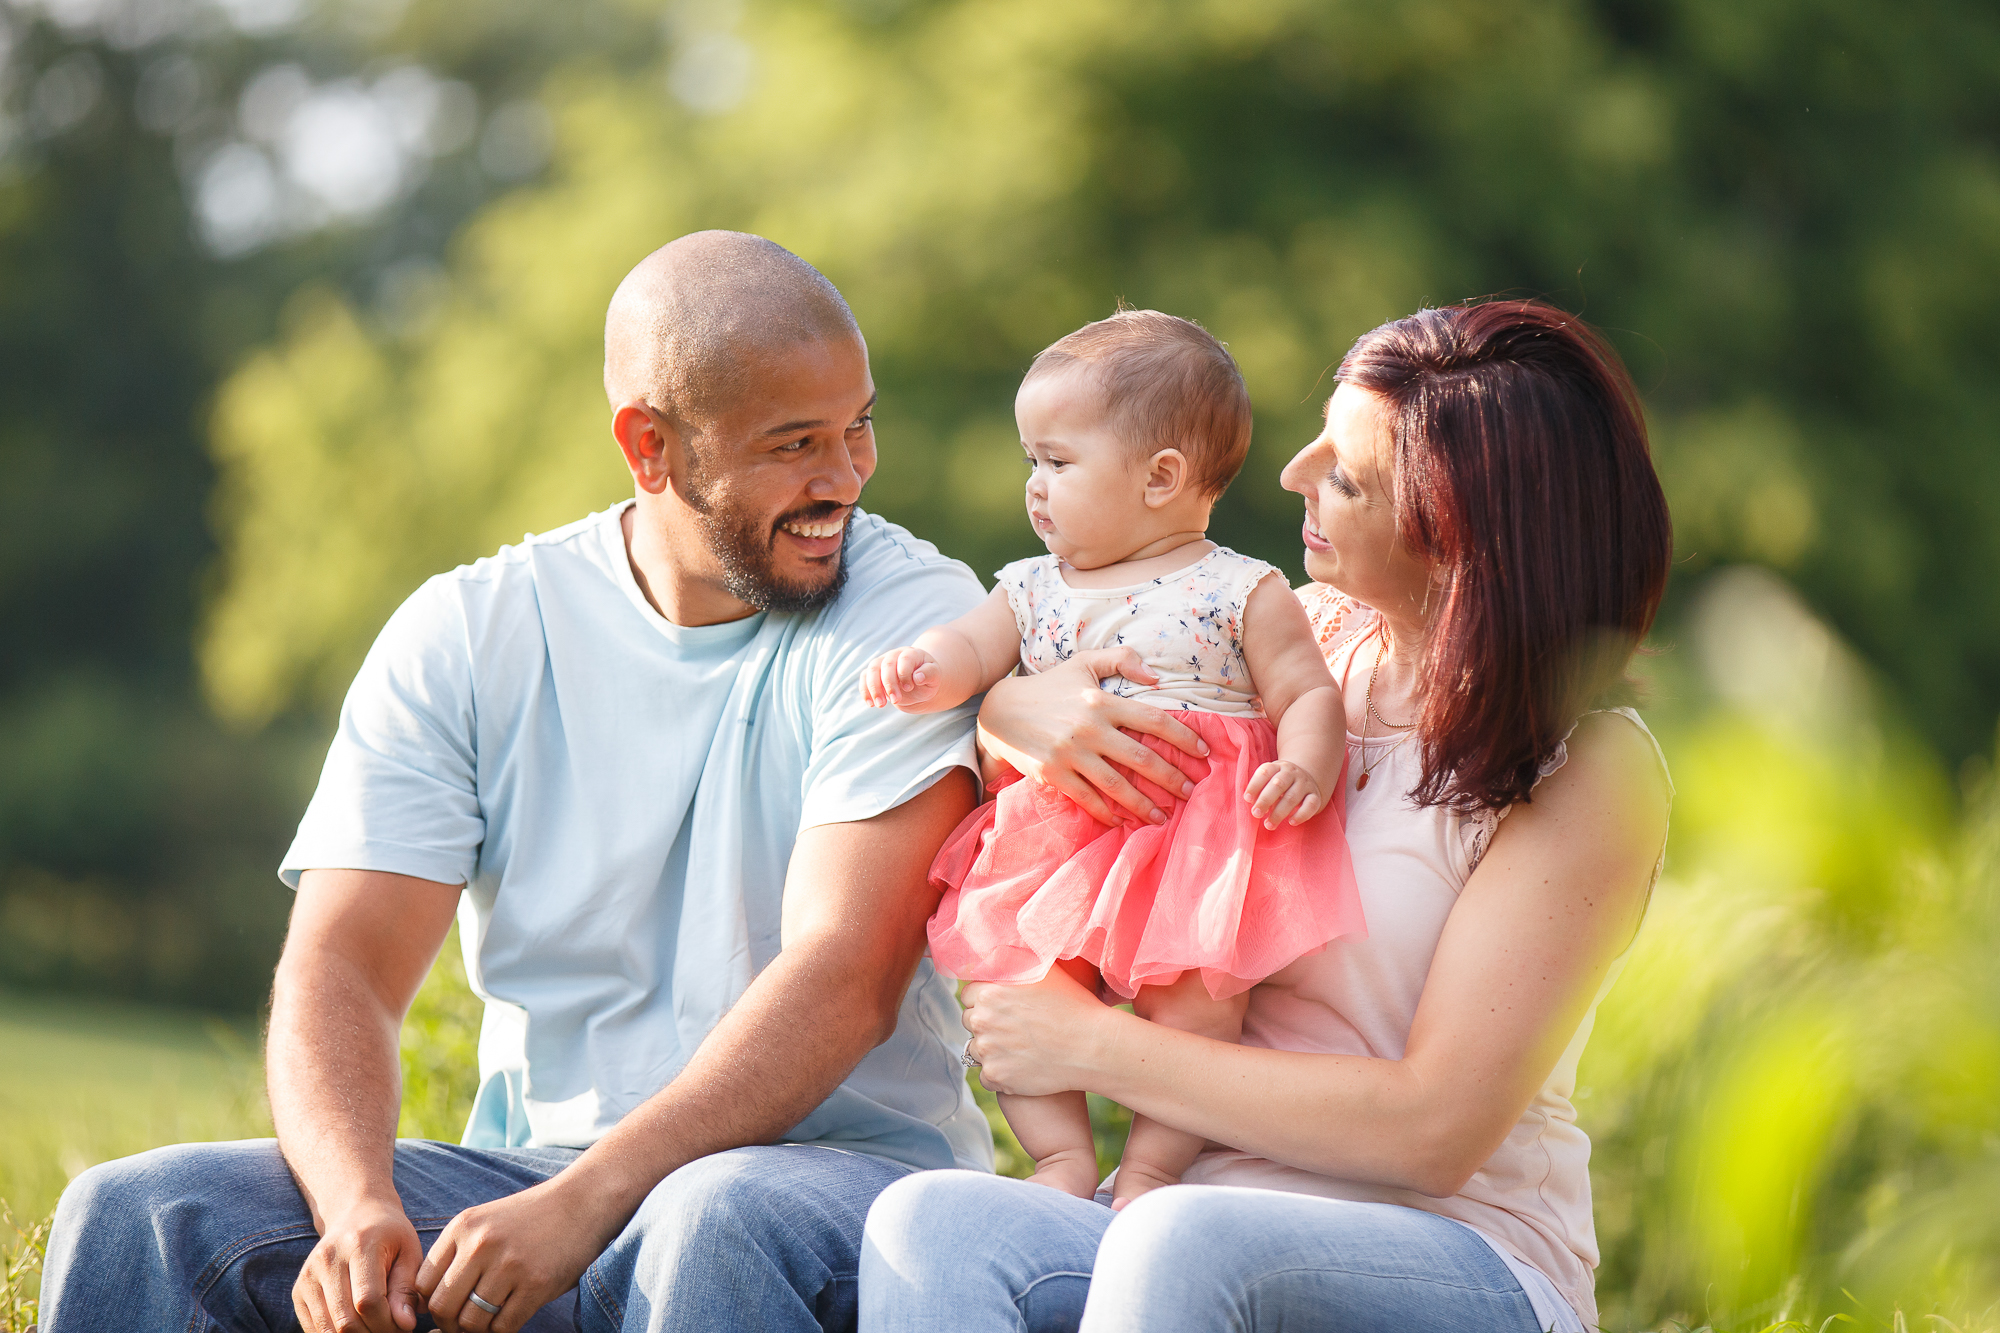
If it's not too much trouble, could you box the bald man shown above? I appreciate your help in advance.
[39,234,993,1333]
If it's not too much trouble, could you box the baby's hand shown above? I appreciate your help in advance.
[1243,760,1325,830]
[860,648,942,710]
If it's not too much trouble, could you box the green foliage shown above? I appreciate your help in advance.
[195,0,2000,767]
[1582,576,2000,1328]
[0,1203,46,1333]
[399,925,485,1141]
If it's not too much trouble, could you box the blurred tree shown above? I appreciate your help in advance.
[198,0,2000,768]
[0,11,302,1008]
[0,0,659,1007]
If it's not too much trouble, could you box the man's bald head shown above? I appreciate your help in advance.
[603,231,861,436]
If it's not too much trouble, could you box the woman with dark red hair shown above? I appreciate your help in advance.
[860,300,1675,1333]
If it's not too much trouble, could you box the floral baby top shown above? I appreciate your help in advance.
[995,546,1278,718]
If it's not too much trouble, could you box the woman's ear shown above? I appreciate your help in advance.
[1141,448,1190,509]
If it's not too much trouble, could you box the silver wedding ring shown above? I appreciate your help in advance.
[468,1291,503,1316]
[960,1038,981,1069]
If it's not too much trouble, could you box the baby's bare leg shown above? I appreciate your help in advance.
[997,957,1104,1199]
[999,1089,1099,1198]
[1114,973,1249,1210]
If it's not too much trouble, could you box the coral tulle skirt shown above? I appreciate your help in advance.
[927,711,1365,1000]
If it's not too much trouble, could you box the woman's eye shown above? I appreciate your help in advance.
[1328,466,1358,497]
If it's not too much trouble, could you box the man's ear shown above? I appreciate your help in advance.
[613,401,680,496]
[1141,448,1191,509]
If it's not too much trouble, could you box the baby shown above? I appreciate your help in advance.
[861,309,1363,1209]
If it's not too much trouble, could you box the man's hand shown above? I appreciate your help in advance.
[292,1195,425,1333]
[415,1177,611,1333]
[272,870,461,1333]
[859,647,941,710]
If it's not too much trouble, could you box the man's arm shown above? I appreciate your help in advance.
[414,768,978,1333]
[272,868,462,1333]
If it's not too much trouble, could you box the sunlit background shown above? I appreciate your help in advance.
[1,0,1997,1328]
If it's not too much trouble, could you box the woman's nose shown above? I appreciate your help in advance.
[1279,443,1317,496]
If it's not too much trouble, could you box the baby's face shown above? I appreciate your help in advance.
[1014,368,1154,568]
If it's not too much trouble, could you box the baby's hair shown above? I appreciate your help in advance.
[1025,305,1253,498]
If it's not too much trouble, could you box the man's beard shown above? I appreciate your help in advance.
[686,481,851,615]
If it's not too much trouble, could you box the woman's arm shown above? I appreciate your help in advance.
[976,650,1209,826]
[859,587,1022,713]
[1237,573,1344,828]
[961,711,1670,1196]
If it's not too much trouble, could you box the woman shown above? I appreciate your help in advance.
[859,300,1675,1332]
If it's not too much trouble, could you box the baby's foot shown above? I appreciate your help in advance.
[1109,1160,1182,1211]
[1025,1145,1101,1199]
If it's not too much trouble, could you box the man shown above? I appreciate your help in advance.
[39,232,992,1333]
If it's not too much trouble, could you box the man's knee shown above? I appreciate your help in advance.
[631,1145,902,1243]
[634,1147,788,1240]
[586,1148,890,1332]
[57,1140,296,1239]
[41,1140,311,1332]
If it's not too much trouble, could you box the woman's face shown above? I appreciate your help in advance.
[1280,382,1431,616]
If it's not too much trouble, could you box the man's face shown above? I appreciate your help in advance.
[676,334,878,614]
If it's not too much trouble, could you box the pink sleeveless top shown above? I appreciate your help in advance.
[1180,586,1671,1329]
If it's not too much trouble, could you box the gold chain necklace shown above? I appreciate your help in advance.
[1355,623,1413,791]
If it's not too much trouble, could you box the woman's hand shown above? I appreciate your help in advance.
[960,970,1122,1097]
[977,648,1208,826]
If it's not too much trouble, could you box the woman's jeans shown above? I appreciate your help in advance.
[39,1137,913,1332]
[859,1170,1547,1332]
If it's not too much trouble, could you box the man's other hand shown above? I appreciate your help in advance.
[292,1195,424,1333]
[415,1176,609,1333]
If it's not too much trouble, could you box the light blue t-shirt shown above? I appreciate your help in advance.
[281,501,994,1172]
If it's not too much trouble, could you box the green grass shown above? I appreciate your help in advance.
[0,990,271,1333]
[0,989,270,1228]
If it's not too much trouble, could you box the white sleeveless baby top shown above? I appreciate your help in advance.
[996,546,1279,718]
[1180,586,1672,1331]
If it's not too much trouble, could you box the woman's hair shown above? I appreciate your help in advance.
[1337,300,1672,812]
[1026,307,1253,498]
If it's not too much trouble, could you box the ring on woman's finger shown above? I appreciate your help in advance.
[960,1038,981,1069]
[468,1291,503,1316]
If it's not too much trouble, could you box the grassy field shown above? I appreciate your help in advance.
[0,989,272,1331]
[0,989,271,1228]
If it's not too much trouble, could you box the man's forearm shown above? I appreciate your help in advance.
[268,948,407,1225]
[542,771,975,1247]
[544,938,905,1235]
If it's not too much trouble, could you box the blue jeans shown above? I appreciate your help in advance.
[40,1138,914,1333]
[859,1170,1546,1332]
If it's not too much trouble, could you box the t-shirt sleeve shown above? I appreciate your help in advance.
[278,576,484,889]
[796,557,987,831]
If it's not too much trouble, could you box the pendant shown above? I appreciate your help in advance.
[1356,772,1370,790]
